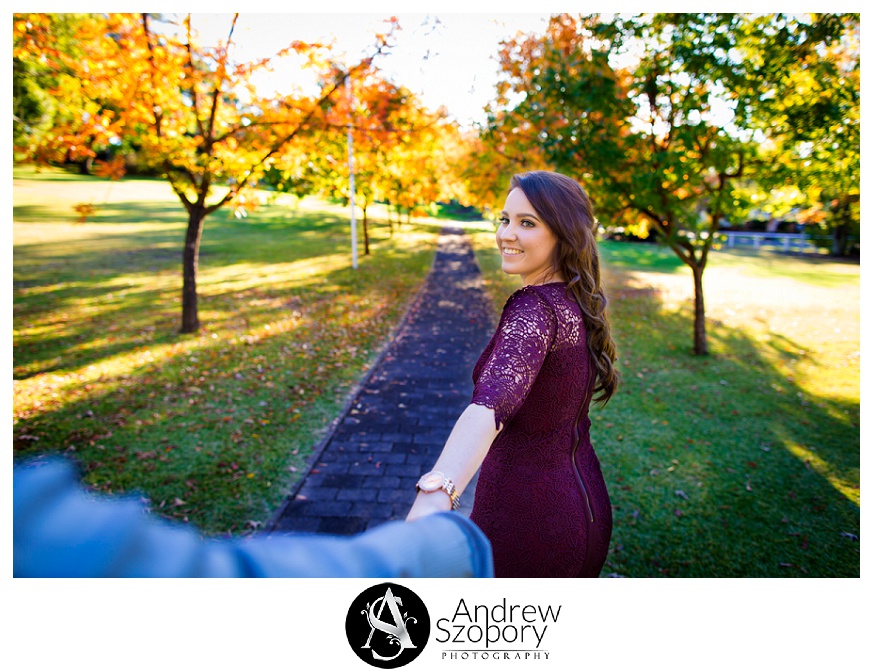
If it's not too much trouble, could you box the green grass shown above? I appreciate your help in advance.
[13,165,440,534]
[14,169,860,574]
[467,222,860,577]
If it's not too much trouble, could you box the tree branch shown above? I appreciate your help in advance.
[182,15,206,140]
[204,14,239,155]
[140,13,164,138]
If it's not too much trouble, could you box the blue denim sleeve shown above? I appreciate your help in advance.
[13,457,493,578]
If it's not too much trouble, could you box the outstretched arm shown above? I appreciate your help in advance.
[14,457,494,577]
[406,403,500,521]
[407,287,556,522]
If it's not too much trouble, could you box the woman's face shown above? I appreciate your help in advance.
[496,187,562,286]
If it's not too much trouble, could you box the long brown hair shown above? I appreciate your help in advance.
[509,171,618,404]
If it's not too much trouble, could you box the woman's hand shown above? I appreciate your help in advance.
[405,404,499,523]
[406,490,453,522]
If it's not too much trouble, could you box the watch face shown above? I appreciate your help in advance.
[418,472,444,492]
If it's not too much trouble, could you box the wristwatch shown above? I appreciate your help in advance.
[415,470,461,510]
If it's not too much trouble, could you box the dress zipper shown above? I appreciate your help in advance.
[571,359,596,524]
[571,408,594,524]
[570,423,594,522]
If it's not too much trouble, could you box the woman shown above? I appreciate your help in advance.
[406,170,618,578]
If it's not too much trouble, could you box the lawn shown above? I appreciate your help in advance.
[13,168,860,576]
[467,223,860,577]
[13,165,440,534]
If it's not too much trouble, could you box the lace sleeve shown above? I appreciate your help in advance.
[471,287,557,430]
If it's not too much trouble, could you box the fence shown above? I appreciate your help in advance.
[722,231,813,253]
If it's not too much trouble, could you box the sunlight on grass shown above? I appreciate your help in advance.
[615,252,859,406]
[781,438,860,506]
[200,255,352,292]
[599,240,685,274]
[14,339,202,417]
[14,166,441,533]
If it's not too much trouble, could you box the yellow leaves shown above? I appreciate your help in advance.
[625,218,651,240]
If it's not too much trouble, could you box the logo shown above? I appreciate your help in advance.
[435,598,561,661]
[346,582,431,668]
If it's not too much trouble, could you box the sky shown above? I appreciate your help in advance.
[176,12,555,128]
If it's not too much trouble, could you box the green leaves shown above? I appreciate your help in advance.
[481,12,860,351]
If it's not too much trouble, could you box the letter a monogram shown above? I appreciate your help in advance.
[362,587,418,661]
[347,583,430,667]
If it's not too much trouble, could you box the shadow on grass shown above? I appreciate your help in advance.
[14,318,331,534]
[13,204,428,378]
[596,280,859,577]
[13,236,438,534]
[13,203,186,226]
[599,240,687,274]
[599,239,860,288]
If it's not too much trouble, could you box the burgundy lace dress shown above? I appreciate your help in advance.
[469,282,612,578]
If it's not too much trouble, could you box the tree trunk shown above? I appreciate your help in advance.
[691,263,708,355]
[362,204,370,255]
[832,223,849,257]
[181,207,206,334]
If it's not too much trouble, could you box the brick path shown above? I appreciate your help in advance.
[266,226,496,535]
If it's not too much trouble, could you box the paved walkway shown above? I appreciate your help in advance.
[266,226,496,535]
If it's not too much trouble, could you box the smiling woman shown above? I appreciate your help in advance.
[497,187,564,286]
[407,170,619,578]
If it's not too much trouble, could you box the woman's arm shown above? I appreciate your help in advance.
[406,403,500,521]
[407,287,556,522]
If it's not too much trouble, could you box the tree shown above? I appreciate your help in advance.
[13,13,397,333]
[381,109,456,225]
[483,13,854,354]
[13,14,138,171]
[452,117,552,217]
[287,68,461,252]
[739,14,860,256]
[293,67,426,254]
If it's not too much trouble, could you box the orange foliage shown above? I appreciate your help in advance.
[93,155,127,180]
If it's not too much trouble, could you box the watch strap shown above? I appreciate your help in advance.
[416,472,461,510]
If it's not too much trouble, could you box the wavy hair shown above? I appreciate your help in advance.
[509,171,618,404]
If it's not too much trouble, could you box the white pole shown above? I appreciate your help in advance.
[346,73,358,270]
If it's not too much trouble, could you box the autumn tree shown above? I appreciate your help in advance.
[453,116,551,216]
[13,13,396,333]
[382,116,447,224]
[484,13,854,354]
[13,14,139,171]
[289,69,463,249]
[291,67,424,254]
